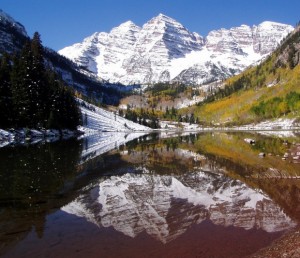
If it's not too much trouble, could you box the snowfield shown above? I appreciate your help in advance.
[230,118,300,131]
[77,99,150,132]
[160,118,300,133]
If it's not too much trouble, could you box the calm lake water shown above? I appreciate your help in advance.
[1,131,300,258]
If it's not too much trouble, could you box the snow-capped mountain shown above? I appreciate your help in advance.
[0,9,29,53]
[62,170,295,243]
[59,14,294,85]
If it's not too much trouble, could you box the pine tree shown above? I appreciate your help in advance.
[189,113,195,124]
[0,32,82,130]
[10,45,31,127]
[30,32,48,127]
[46,75,81,130]
[0,53,13,128]
[165,106,169,117]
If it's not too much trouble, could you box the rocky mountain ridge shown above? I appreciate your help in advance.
[59,14,294,85]
[0,9,29,53]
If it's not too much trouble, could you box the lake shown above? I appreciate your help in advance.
[1,131,300,258]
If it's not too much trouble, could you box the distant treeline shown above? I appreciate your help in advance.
[148,82,187,97]
[0,32,81,130]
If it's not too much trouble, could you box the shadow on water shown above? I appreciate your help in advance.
[0,139,82,254]
[0,131,300,257]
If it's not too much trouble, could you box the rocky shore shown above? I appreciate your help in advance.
[0,128,83,147]
[250,227,300,258]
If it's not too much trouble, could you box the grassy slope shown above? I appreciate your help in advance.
[194,66,300,125]
[188,27,300,126]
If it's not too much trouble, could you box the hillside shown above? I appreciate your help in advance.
[0,9,129,106]
[186,25,300,126]
[78,99,150,132]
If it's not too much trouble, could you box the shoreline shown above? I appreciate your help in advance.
[1,120,300,148]
[0,128,83,148]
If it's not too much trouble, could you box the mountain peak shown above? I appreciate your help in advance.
[255,21,294,34]
[258,20,290,27]
[110,20,141,35]
[149,13,180,26]
[0,9,17,25]
[157,13,172,20]
[117,20,140,29]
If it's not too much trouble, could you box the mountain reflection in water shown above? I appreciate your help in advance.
[1,132,300,258]
[62,170,295,243]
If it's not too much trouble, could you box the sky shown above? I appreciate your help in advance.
[1,0,300,51]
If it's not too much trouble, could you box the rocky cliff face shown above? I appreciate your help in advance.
[59,14,293,85]
[0,9,29,53]
[62,169,295,243]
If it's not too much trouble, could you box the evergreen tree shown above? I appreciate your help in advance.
[171,106,176,118]
[0,32,82,130]
[0,53,13,128]
[165,106,169,117]
[46,75,81,130]
[189,113,195,124]
[30,32,47,127]
[10,45,31,127]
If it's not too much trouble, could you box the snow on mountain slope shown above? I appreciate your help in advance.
[62,169,295,243]
[253,21,293,55]
[0,9,28,53]
[59,14,293,85]
[0,9,27,37]
[60,21,141,77]
[78,99,150,132]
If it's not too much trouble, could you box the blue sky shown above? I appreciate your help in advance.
[1,0,299,50]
